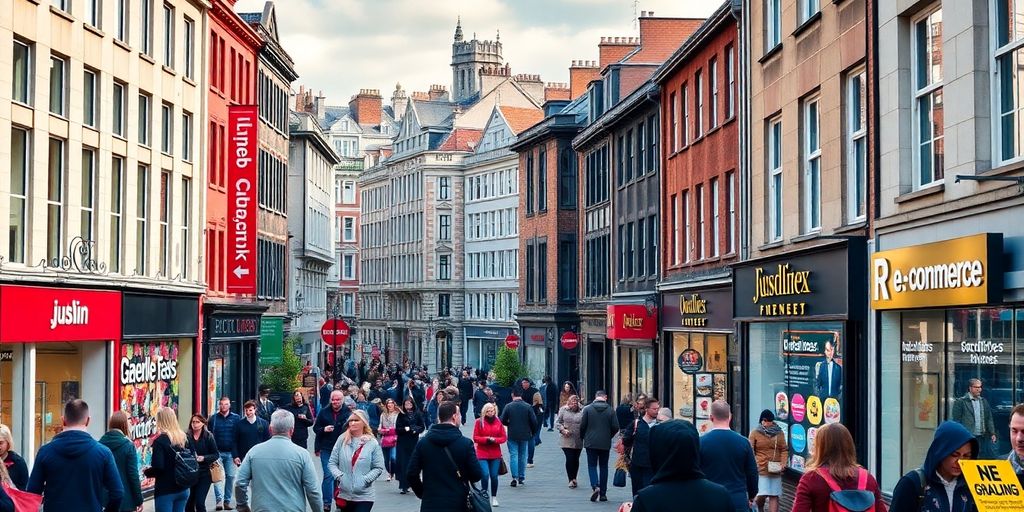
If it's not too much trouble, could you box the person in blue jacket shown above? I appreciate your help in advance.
[208,397,241,510]
[890,420,978,512]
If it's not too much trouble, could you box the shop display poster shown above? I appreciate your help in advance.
[959,460,1024,511]
[779,330,843,465]
[119,341,180,490]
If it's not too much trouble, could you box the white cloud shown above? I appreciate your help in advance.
[234,0,722,105]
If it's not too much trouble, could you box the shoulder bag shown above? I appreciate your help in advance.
[442,446,492,512]
[767,434,783,474]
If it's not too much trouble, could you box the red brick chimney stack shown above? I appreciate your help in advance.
[348,88,383,126]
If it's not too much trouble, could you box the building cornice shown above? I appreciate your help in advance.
[211,0,262,51]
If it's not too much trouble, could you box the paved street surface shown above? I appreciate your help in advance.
[145,421,634,511]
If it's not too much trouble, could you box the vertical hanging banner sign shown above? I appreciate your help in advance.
[227,105,258,294]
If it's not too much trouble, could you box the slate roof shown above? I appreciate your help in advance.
[237,12,262,24]
[437,128,483,152]
[499,106,545,135]
[411,100,457,128]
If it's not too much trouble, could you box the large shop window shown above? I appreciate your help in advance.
[881,308,1024,492]
[672,332,733,433]
[749,321,845,472]
[618,344,654,403]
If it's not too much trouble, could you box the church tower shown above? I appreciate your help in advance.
[451,17,504,103]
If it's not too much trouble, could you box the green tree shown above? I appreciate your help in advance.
[260,335,304,391]
[492,346,525,387]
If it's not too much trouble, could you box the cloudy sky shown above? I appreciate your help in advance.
[234,0,723,106]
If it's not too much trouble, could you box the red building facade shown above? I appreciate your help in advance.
[652,5,741,425]
[203,0,263,413]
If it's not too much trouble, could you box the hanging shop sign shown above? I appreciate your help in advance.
[226,105,259,294]
[733,247,854,319]
[871,233,1003,310]
[560,331,579,350]
[209,314,260,340]
[259,317,284,365]
[661,288,733,330]
[504,334,520,350]
[321,319,350,346]
[0,285,121,343]
[607,304,658,340]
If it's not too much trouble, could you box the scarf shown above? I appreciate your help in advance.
[757,423,783,437]
[1010,450,1024,474]
[484,415,497,424]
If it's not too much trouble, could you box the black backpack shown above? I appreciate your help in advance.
[173,444,200,488]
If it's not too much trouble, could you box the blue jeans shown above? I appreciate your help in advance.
[383,446,397,477]
[320,448,335,506]
[479,458,500,496]
[508,440,529,481]
[154,489,190,512]
[212,452,236,504]
[586,448,610,495]
[528,435,537,464]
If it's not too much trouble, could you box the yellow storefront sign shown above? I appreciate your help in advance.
[959,460,1024,511]
[871,233,1002,310]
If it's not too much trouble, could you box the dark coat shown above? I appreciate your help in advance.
[142,434,189,497]
[1,451,28,490]
[208,411,241,454]
[313,405,350,452]
[579,400,619,450]
[632,420,733,512]
[0,486,11,512]
[622,417,654,468]
[500,399,539,441]
[457,377,474,402]
[407,423,484,512]
[254,397,276,423]
[472,388,489,418]
[283,401,316,448]
[616,403,636,432]
[519,385,539,406]
[232,417,270,460]
[890,421,979,512]
[489,384,512,412]
[396,409,426,452]
[185,429,220,471]
[403,385,426,411]
[27,429,124,512]
[545,382,559,406]
[98,431,143,511]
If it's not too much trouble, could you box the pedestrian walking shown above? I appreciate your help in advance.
[314,390,351,511]
[699,401,758,512]
[951,378,997,458]
[748,409,788,512]
[792,423,883,512]
[559,382,577,409]
[622,397,661,496]
[185,414,220,512]
[232,401,270,467]
[255,385,276,423]
[0,425,26,491]
[282,390,315,449]
[473,402,507,507]
[233,410,322,512]
[98,412,144,512]
[543,377,559,431]
[458,370,474,424]
[890,420,976,512]
[630,420,733,512]
[1010,404,1024,485]
[395,398,425,494]
[144,407,192,512]
[615,394,635,434]
[579,390,619,502]
[407,401,484,512]
[472,382,490,420]
[500,387,539,487]
[555,395,585,489]
[378,399,400,482]
[27,399,124,512]
[531,392,546,451]
[208,397,241,511]
[329,409,386,512]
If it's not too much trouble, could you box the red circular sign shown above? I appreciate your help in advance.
[504,334,520,350]
[321,319,350,346]
[560,331,579,350]
[371,346,381,358]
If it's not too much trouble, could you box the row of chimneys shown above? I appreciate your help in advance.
[600,36,639,44]
[639,10,656,17]
[546,82,568,89]
[513,73,542,82]
[571,60,598,68]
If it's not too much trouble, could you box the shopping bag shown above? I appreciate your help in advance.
[612,468,627,488]
[4,484,42,512]
[498,458,508,476]
[210,460,225,483]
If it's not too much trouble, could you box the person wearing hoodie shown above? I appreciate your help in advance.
[27,399,124,512]
[631,420,733,512]
[890,420,978,512]
[748,409,788,512]
[579,390,620,502]
[407,401,484,512]
[1010,404,1024,486]
[98,412,144,512]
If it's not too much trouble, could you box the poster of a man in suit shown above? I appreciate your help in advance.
[814,336,842,400]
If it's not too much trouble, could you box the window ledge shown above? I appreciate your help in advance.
[162,65,176,76]
[894,183,944,204]
[84,24,104,38]
[790,231,822,243]
[113,39,132,52]
[833,220,867,234]
[49,5,74,23]
[183,76,197,87]
[140,53,156,65]
[793,11,823,38]
[759,44,783,64]
[758,240,785,251]
[981,159,1024,178]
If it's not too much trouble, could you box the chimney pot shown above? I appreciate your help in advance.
[649,11,654,16]
[640,10,646,17]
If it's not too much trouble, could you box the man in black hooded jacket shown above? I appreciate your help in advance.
[631,420,733,512]
[407,401,484,512]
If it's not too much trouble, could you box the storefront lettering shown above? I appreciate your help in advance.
[50,299,90,329]
[681,295,707,314]
[960,339,1004,365]
[783,338,820,354]
[212,317,259,337]
[120,356,178,385]
[623,314,645,329]
[874,258,984,300]
[751,264,811,316]
[901,341,934,362]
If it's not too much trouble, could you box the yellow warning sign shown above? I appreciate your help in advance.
[959,460,1024,511]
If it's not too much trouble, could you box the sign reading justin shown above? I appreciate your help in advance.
[0,285,121,342]
[118,341,180,490]
[226,105,259,294]
[871,233,1003,310]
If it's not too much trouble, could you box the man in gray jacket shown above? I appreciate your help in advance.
[235,410,322,512]
[579,390,619,502]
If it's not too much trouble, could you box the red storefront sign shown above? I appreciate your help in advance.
[606,304,658,340]
[226,105,259,294]
[0,285,121,342]
[504,334,520,350]
[321,319,350,346]
[560,331,579,350]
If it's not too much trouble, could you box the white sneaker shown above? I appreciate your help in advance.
[526,463,535,468]
[491,497,500,507]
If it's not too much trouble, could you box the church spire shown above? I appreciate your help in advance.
[454,16,464,42]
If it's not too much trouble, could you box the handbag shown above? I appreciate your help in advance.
[210,459,225,483]
[767,435,783,474]
[2,482,42,512]
[442,446,492,512]
[613,468,628,488]
[498,458,508,476]
[334,443,366,508]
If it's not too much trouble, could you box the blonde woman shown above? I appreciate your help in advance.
[472,402,507,507]
[0,424,28,490]
[378,399,400,481]
[144,407,191,512]
[329,409,385,511]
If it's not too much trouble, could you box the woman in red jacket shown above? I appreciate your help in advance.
[792,423,886,512]
[473,402,507,508]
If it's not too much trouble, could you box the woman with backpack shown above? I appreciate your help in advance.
[184,414,219,512]
[377,399,400,482]
[472,402,507,508]
[144,407,192,512]
[889,421,977,512]
[792,423,884,512]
